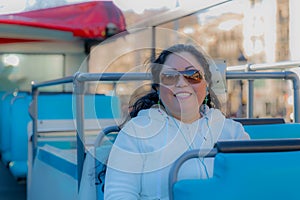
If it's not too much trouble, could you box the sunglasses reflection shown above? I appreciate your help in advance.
[160,69,204,85]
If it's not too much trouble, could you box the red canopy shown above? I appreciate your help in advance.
[0,1,126,42]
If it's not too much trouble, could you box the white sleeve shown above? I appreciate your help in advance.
[232,120,250,140]
[220,119,250,140]
[104,167,142,200]
[104,122,144,200]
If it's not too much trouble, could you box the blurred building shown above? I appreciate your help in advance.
[89,0,295,121]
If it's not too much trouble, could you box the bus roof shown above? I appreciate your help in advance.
[0,1,126,43]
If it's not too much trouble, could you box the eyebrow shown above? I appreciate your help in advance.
[163,65,196,71]
[185,66,196,70]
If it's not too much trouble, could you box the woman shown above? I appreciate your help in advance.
[104,44,249,199]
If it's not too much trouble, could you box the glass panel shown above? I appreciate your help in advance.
[0,54,64,92]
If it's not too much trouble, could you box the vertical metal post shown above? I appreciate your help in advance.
[247,79,254,118]
[151,26,156,62]
[290,72,300,122]
[31,87,38,162]
[239,80,244,117]
[294,87,300,122]
[74,77,85,191]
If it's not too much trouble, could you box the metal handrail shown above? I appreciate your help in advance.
[30,76,74,163]
[31,76,74,89]
[227,60,300,71]
[75,72,151,82]
[168,149,218,200]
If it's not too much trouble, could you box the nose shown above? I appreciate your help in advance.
[175,74,189,87]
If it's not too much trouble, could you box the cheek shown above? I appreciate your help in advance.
[159,86,173,99]
[193,83,207,103]
[159,85,177,106]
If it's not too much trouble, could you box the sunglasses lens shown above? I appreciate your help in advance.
[161,71,179,85]
[183,70,203,84]
[160,70,203,85]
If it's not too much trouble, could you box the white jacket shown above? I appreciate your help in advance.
[104,107,249,200]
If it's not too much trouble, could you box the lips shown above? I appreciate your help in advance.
[174,92,192,98]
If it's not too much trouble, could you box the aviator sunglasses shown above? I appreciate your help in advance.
[160,69,204,86]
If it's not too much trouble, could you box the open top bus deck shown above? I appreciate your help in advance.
[1,0,300,199]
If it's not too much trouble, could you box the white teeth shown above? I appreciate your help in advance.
[175,92,191,97]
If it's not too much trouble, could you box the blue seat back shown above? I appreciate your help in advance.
[244,123,300,139]
[37,93,73,120]
[0,91,4,151]
[37,93,121,120]
[0,92,14,152]
[173,150,300,200]
[10,95,31,161]
[84,94,121,119]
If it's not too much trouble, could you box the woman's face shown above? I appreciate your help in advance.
[159,51,207,123]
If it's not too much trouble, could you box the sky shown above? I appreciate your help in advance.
[0,0,178,14]
[113,0,177,14]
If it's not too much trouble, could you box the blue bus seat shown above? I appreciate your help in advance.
[36,93,120,120]
[0,91,6,148]
[37,93,73,120]
[1,92,29,164]
[30,93,120,148]
[84,94,121,119]
[244,123,300,139]
[8,161,27,180]
[3,92,120,180]
[0,92,16,153]
[33,93,121,141]
[3,92,76,173]
[170,139,300,200]
[5,94,31,179]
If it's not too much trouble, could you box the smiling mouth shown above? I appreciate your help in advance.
[174,92,192,98]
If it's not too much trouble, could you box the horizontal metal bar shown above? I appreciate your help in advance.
[227,60,300,71]
[75,71,296,82]
[31,76,74,89]
[227,64,250,71]
[226,71,292,79]
[75,72,152,82]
